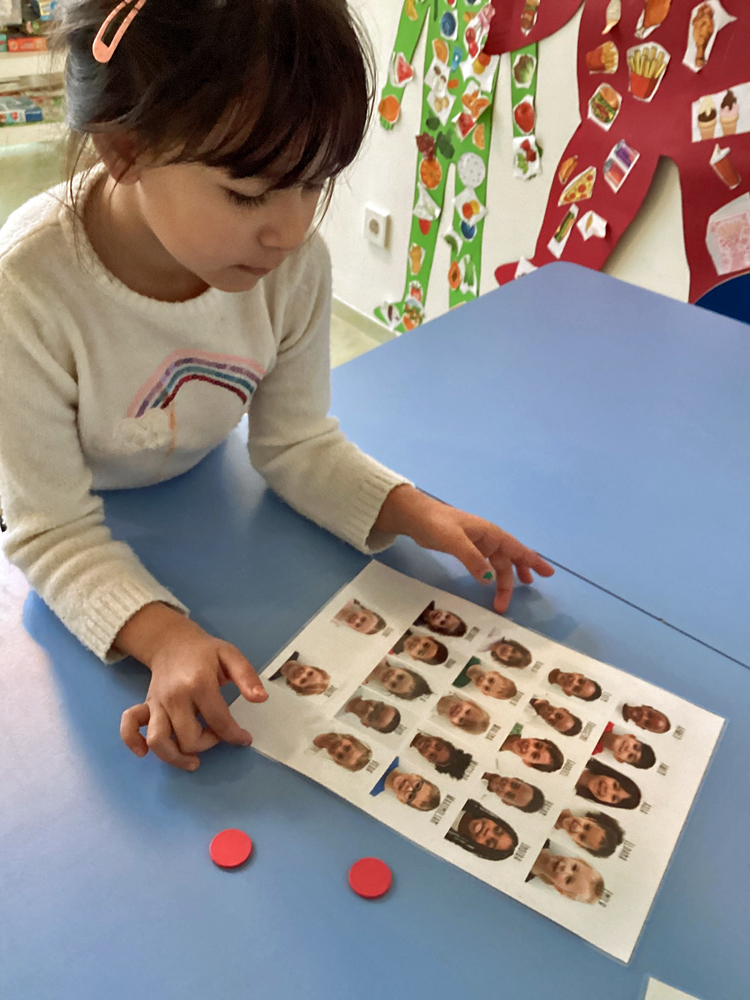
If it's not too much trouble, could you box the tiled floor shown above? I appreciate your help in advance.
[0,141,388,367]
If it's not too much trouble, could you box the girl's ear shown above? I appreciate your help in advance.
[92,132,144,184]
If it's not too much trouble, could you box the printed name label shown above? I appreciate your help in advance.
[579,721,595,742]
[560,759,575,778]
[514,842,529,862]
[431,794,455,824]
[619,840,635,861]
[485,724,501,741]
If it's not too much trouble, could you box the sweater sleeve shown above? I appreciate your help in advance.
[247,239,410,553]
[0,284,188,662]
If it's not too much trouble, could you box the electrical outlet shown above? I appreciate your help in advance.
[364,205,390,248]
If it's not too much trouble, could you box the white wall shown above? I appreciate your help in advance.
[321,3,690,323]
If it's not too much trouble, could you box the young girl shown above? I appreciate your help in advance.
[0,0,553,772]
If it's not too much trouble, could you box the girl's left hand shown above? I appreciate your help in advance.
[374,484,554,614]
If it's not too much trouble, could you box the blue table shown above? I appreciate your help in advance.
[333,263,750,668]
[2,429,747,1000]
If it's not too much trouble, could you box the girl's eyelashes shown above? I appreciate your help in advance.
[224,181,326,209]
[224,187,272,208]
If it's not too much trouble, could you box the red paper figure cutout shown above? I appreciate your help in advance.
[487,0,750,303]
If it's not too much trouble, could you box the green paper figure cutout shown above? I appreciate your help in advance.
[374,0,500,333]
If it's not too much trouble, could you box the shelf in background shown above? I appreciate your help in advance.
[0,50,62,82]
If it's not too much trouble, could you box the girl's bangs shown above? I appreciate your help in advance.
[161,3,373,187]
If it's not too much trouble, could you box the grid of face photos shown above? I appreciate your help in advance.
[231,563,724,961]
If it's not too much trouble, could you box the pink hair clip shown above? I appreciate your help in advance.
[92,0,147,64]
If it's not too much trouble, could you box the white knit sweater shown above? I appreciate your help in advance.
[0,171,406,661]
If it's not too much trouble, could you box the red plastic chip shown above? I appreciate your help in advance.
[348,857,392,899]
[209,829,253,869]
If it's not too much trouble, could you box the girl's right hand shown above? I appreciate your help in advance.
[117,603,268,771]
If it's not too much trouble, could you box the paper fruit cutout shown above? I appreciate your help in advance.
[514,95,535,133]
[514,136,541,178]
[390,52,415,86]
[457,151,487,187]
[513,51,537,87]
[378,95,401,125]
[558,165,596,206]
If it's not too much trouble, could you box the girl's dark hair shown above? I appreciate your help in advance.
[414,602,468,637]
[396,668,432,701]
[53,0,375,215]
[584,811,625,859]
[576,758,642,810]
[530,739,564,773]
[435,743,473,780]
[520,784,545,814]
[446,799,518,862]
[632,740,656,769]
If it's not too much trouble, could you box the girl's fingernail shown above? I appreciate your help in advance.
[482,570,495,582]
[241,736,253,747]
[188,761,199,771]
[251,686,266,698]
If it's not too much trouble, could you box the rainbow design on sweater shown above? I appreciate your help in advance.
[127,350,267,418]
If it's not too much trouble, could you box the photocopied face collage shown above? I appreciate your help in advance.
[231,562,724,962]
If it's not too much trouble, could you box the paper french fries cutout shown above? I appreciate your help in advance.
[627,44,670,102]
[490,0,750,304]
[586,41,619,75]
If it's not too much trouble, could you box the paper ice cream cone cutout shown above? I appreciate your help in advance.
[720,90,739,135]
[697,96,717,140]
